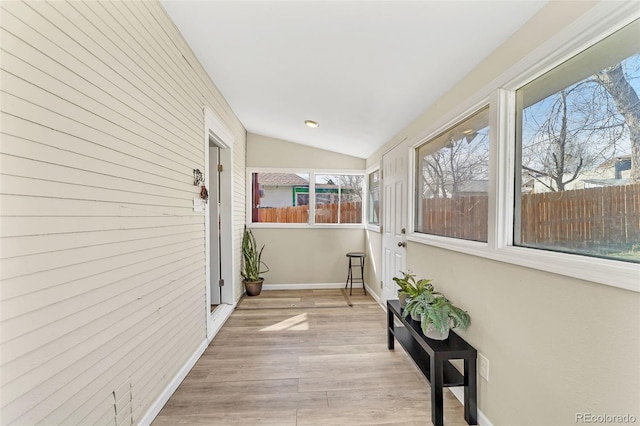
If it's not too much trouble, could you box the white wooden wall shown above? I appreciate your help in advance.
[0,1,246,424]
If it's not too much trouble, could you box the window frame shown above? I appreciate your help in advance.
[246,168,366,229]
[407,5,640,293]
[366,164,381,232]
[413,105,491,243]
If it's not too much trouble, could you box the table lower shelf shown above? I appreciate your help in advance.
[390,326,465,387]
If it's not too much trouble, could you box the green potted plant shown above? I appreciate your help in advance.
[241,226,269,296]
[393,271,437,309]
[403,290,470,340]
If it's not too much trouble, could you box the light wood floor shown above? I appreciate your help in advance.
[153,289,467,426]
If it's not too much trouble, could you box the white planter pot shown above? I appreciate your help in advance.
[424,322,450,340]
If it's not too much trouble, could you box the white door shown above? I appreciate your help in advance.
[382,145,408,304]
[209,145,222,305]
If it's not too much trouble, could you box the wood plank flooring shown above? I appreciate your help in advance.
[153,289,467,425]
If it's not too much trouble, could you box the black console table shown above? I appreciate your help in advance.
[387,300,477,426]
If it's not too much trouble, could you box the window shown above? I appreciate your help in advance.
[407,13,639,290]
[250,172,309,223]
[315,174,363,224]
[368,169,380,226]
[249,171,363,225]
[515,21,639,263]
[415,107,490,242]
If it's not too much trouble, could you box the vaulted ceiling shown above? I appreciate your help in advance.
[161,1,549,158]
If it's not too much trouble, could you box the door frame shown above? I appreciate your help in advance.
[203,107,234,340]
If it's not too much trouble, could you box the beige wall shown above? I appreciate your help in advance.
[246,133,367,286]
[0,1,245,424]
[364,229,383,299]
[252,228,365,285]
[366,1,640,424]
[248,133,365,169]
[407,245,639,425]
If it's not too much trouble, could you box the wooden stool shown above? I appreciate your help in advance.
[345,252,366,296]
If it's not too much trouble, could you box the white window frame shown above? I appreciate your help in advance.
[246,168,366,229]
[408,3,640,292]
[408,99,492,252]
[366,163,381,232]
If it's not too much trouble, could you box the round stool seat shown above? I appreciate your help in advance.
[346,252,366,258]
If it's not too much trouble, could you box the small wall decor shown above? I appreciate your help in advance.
[200,185,209,202]
[193,169,204,186]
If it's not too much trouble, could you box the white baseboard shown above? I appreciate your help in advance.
[138,339,207,426]
[262,282,349,290]
[449,387,493,426]
[141,305,235,425]
[364,283,382,306]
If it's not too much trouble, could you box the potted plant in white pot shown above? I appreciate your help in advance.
[241,226,269,296]
[403,286,470,340]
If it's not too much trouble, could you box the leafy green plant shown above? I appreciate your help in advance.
[398,272,471,337]
[404,291,471,335]
[393,271,437,299]
[241,226,269,281]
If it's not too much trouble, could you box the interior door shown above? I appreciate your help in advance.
[209,145,222,305]
[382,145,407,304]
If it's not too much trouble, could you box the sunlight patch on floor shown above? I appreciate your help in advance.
[260,313,309,331]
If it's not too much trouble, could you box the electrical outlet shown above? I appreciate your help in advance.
[479,353,490,381]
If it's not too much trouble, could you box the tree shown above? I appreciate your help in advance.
[522,55,639,191]
[421,131,489,198]
[594,62,640,182]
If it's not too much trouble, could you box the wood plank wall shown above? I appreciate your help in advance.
[0,1,246,424]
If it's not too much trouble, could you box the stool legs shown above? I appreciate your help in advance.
[345,257,351,295]
[360,257,366,295]
[345,256,366,296]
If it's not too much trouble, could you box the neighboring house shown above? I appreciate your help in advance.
[529,155,634,192]
[583,155,633,188]
[421,180,488,199]
[256,173,309,207]
[454,180,489,196]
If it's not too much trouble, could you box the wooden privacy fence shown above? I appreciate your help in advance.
[315,201,362,223]
[520,183,640,248]
[258,202,362,224]
[418,183,640,248]
[258,205,309,223]
[420,196,489,242]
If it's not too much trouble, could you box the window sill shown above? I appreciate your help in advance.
[366,224,381,233]
[407,233,640,293]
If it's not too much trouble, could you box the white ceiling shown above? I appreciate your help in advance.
[161,1,548,159]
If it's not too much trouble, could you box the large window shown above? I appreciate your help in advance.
[315,174,363,224]
[250,172,310,223]
[249,171,363,225]
[368,169,380,226]
[415,107,490,242]
[515,21,639,263]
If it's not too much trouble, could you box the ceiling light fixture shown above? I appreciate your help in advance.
[305,120,319,128]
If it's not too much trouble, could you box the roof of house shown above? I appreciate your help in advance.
[455,180,489,194]
[258,173,309,186]
[582,178,630,187]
